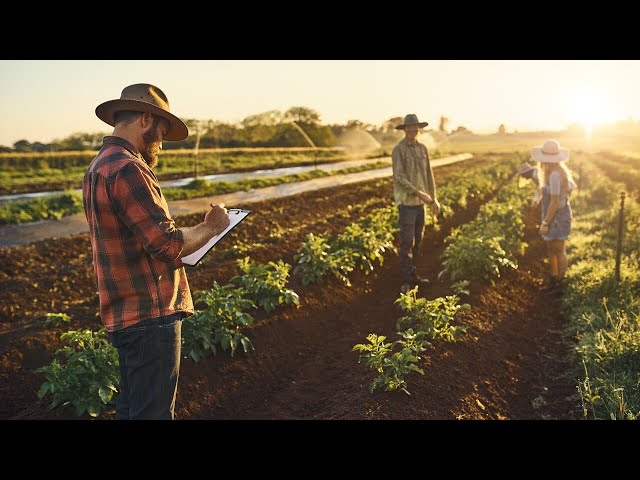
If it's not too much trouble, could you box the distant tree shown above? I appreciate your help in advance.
[450,126,473,135]
[31,142,49,152]
[439,116,449,133]
[497,124,506,134]
[284,107,321,125]
[380,116,403,133]
[241,110,283,128]
[13,139,32,152]
[346,119,364,129]
[52,132,104,151]
[0,145,12,152]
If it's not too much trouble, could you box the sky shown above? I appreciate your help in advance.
[1,60,639,147]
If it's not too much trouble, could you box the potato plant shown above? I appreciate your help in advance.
[231,257,300,313]
[352,330,426,395]
[182,282,256,361]
[36,328,119,417]
[395,287,469,343]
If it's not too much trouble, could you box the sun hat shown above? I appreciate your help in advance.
[395,114,429,130]
[95,83,188,141]
[531,139,569,163]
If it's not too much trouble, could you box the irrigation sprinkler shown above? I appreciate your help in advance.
[192,120,209,179]
[290,121,318,169]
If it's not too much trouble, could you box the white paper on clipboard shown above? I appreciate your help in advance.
[180,209,251,266]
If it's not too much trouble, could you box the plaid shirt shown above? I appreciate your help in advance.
[82,136,193,332]
[391,138,436,206]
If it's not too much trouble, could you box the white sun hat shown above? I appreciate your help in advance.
[531,139,569,163]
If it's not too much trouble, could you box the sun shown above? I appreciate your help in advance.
[567,87,611,135]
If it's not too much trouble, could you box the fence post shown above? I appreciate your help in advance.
[615,191,626,282]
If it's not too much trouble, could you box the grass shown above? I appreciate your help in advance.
[560,153,640,420]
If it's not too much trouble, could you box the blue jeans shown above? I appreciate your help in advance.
[398,204,426,284]
[108,312,184,420]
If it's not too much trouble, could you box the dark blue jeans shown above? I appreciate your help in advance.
[108,312,184,420]
[398,204,426,285]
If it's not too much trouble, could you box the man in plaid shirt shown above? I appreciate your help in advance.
[392,114,441,294]
[84,84,230,419]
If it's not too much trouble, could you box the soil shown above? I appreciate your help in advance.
[0,159,580,420]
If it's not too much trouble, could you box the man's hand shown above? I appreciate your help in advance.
[416,191,433,205]
[205,203,230,236]
[431,199,441,217]
[417,191,440,216]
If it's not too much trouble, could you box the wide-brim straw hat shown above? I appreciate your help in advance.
[531,139,569,163]
[95,83,188,141]
[395,113,429,130]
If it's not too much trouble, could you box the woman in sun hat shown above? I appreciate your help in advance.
[531,139,577,291]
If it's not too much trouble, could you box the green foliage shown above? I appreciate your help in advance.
[352,331,426,396]
[0,191,83,225]
[563,155,640,420]
[294,205,397,287]
[451,280,470,297]
[294,233,350,285]
[439,179,528,283]
[182,282,256,361]
[44,312,71,328]
[35,328,119,417]
[395,287,469,343]
[231,257,300,313]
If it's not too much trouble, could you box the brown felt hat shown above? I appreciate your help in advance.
[395,113,429,130]
[95,83,188,141]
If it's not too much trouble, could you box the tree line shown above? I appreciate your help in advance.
[1,108,475,153]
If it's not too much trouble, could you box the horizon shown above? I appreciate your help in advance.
[1,60,639,147]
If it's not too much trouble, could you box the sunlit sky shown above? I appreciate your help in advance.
[1,60,639,147]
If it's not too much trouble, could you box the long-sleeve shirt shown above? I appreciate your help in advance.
[391,138,436,206]
[82,136,193,332]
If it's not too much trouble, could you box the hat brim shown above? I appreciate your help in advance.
[531,147,569,163]
[95,99,189,141]
[395,122,429,130]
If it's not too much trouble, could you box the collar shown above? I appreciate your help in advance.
[102,136,142,160]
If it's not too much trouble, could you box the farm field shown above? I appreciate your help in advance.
[1,150,637,420]
[0,147,364,196]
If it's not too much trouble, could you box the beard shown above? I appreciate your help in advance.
[141,127,162,169]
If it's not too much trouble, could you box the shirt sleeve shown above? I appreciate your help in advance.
[425,146,436,199]
[109,161,184,263]
[549,171,562,196]
[392,146,418,194]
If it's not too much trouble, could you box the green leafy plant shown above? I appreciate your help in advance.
[451,280,470,296]
[294,233,355,285]
[182,282,256,361]
[231,257,300,313]
[44,312,71,327]
[395,287,469,343]
[36,328,119,417]
[352,330,426,395]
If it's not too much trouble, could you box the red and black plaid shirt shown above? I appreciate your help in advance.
[82,136,193,332]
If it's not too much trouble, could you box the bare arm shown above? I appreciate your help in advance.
[539,195,559,236]
[180,204,230,257]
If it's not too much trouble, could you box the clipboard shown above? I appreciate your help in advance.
[181,209,251,267]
